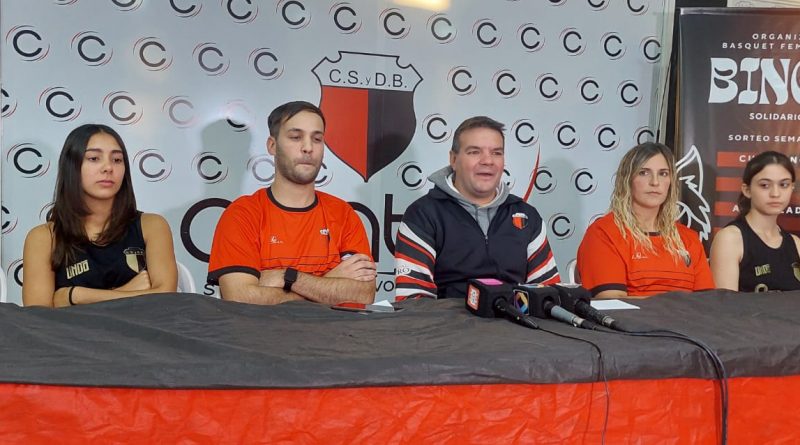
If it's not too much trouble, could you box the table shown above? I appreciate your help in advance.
[1,291,798,443]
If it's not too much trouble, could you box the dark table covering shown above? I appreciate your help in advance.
[0,290,798,388]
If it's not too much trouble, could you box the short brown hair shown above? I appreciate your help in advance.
[268,101,326,137]
[450,116,505,153]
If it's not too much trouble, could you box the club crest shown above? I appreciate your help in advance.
[512,212,528,229]
[313,52,422,182]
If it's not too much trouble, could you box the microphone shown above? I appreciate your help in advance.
[552,284,625,331]
[514,284,598,330]
[466,279,539,329]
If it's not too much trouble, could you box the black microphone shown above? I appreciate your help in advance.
[552,284,625,331]
[514,284,598,330]
[466,279,539,329]
[494,297,540,329]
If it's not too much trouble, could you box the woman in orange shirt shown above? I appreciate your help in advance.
[576,142,714,298]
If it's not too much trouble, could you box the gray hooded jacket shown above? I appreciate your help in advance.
[427,165,510,236]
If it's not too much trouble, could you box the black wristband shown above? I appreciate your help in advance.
[68,286,76,306]
[283,267,298,292]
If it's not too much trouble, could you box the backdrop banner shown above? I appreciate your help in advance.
[678,7,800,245]
[2,1,672,304]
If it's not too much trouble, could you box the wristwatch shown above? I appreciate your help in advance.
[283,267,298,292]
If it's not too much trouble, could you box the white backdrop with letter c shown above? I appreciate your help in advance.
[1,0,674,304]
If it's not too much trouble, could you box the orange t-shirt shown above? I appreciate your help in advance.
[207,188,371,284]
[577,213,714,297]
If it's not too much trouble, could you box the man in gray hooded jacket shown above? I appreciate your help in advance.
[394,116,560,299]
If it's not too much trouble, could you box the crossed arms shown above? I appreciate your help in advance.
[22,213,178,307]
[218,253,376,305]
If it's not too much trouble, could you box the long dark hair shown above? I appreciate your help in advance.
[50,124,138,269]
[737,150,796,218]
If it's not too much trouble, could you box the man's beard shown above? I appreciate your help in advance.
[275,152,321,185]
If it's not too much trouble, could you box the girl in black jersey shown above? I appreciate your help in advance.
[710,151,800,292]
[22,124,177,306]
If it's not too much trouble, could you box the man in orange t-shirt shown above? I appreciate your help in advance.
[207,101,376,305]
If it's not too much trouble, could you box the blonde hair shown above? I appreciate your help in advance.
[609,142,686,259]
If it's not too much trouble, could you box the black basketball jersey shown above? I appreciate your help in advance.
[728,218,800,292]
[55,214,146,290]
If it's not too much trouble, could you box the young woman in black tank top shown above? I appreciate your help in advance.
[22,124,178,307]
[710,151,800,292]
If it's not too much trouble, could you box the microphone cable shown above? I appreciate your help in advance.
[524,316,611,445]
[490,288,611,443]
[541,326,610,445]
[556,287,727,444]
[595,326,728,445]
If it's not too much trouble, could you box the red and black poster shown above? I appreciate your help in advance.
[678,8,800,244]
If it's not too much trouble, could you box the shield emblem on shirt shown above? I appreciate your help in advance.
[124,247,146,272]
[313,52,422,182]
[512,212,528,230]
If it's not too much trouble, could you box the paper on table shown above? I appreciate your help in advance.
[591,299,640,310]
[372,300,393,307]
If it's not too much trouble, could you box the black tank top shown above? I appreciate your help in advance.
[55,214,146,290]
[728,219,800,292]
